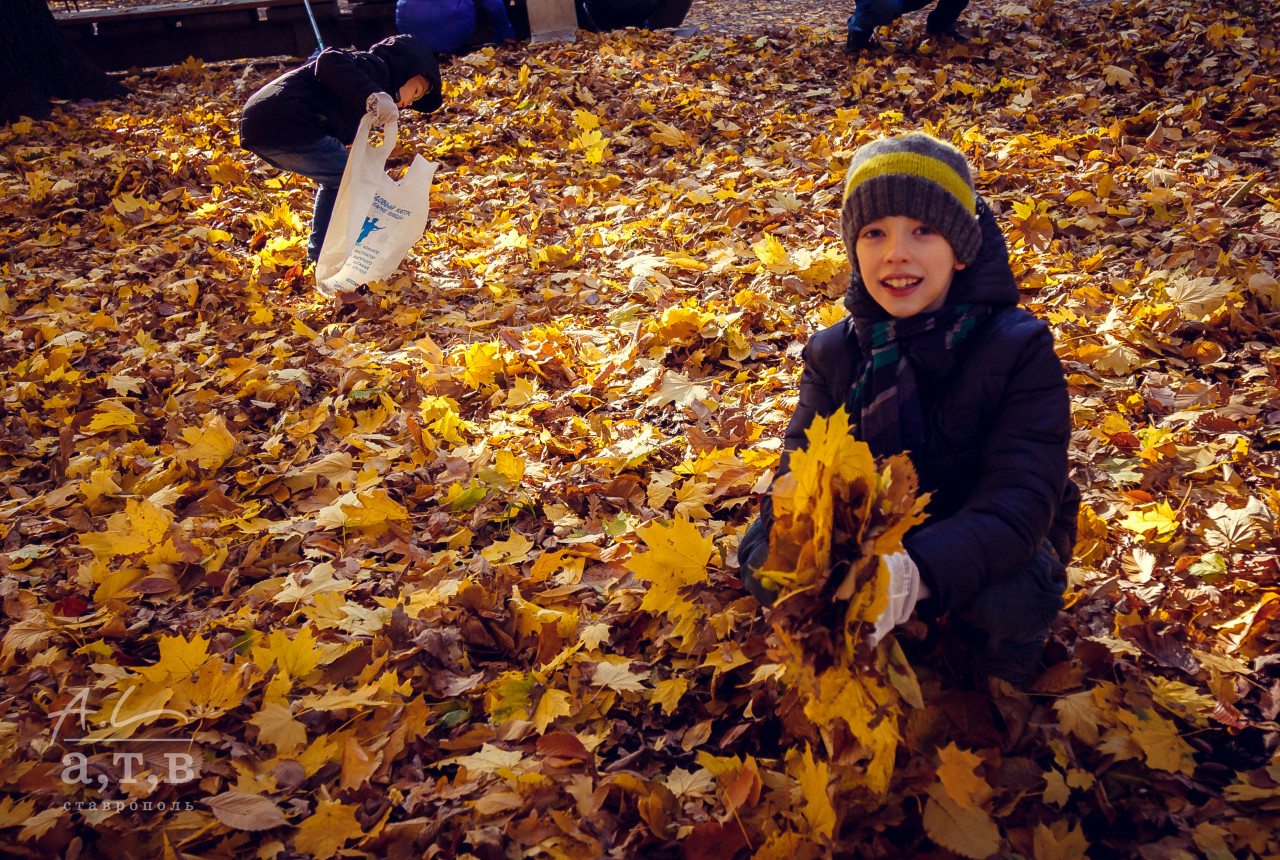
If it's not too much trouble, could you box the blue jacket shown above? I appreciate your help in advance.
[396,0,515,56]
[741,198,1079,611]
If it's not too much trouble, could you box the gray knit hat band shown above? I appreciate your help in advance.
[840,132,982,266]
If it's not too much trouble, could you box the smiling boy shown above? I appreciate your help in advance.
[739,131,1080,685]
[240,35,443,262]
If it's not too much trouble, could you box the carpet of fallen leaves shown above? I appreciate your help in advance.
[3,0,1280,856]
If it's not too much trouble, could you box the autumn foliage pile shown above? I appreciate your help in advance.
[1,0,1280,856]
[756,410,928,804]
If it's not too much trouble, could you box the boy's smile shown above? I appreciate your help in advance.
[856,215,967,318]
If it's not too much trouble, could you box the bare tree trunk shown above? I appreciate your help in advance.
[0,0,127,124]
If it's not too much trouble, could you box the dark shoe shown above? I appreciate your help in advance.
[974,638,1046,689]
[925,22,969,42]
[844,28,877,54]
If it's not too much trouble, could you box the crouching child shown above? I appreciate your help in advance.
[239,35,443,262]
[739,131,1079,686]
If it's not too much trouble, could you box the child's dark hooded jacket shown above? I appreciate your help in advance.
[240,35,442,149]
[741,197,1079,612]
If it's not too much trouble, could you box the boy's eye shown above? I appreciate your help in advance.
[915,225,937,235]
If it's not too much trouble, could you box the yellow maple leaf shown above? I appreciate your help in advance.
[802,663,900,795]
[532,687,573,734]
[625,517,714,615]
[482,533,535,565]
[649,119,690,148]
[89,682,185,737]
[314,489,409,530]
[1041,769,1070,807]
[79,499,174,558]
[293,797,364,860]
[477,449,525,487]
[0,797,37,828]
[653,305,716,343]
[79,469,122,505]
[452,743,526,775]
[573,128,608,164]
[111,191,159,217]
[1054,690,1102,745]
[793,247,846,287]
[789,745,836,841]
[756,408,881,597]
[650,678,688,715]
[84,400,138,434]
[509,586,577,639]
[592,662,648,694]
[485,671,536,723]
[136,634,212,686]
[1033,820,1091,860]
[171,660,246,719]
[27,171,54,202]
[1118,502,1179,541]
[1104,64,1138,87]
[1120,707,1197,776]
[177,412,237,469]
[459,341,504,389]
[935,743,991,808]
[301,680,406,712]
[250,702,308,754]
[752,233,792,275]
[252,626,321,681]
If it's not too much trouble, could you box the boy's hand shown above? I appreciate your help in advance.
[366,92,398,126]
[869,552,929,647]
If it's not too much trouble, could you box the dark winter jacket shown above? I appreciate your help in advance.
[740,198,1079,612]
[240,35,442,149]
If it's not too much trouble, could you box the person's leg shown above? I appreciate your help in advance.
[952,541,1067,686]
[246,136,348,261]
[924,0,972,37]
[645,0,692,29]
[585,0,659,30]
[846,0,905,52]
[575,0,601,32]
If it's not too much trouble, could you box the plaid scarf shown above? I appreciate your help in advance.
[846,304,989,460]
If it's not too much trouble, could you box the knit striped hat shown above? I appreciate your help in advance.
[840,132,982,266]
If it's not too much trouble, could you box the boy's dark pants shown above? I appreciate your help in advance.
[847,0,971,37]
[245,135,349,261]
[950,540,1067,685]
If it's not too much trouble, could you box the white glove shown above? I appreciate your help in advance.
[366,92,398,126]
[868,551,931,647]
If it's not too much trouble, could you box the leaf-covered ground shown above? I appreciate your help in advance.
[3,0,1280,857]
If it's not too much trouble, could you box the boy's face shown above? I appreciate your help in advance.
[855,215,966,318]
[396,74,432,108]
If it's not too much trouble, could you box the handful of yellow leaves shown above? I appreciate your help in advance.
[755,408,930,797]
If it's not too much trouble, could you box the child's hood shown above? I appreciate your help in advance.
[367,35,443,113]
[843,197,1019,320]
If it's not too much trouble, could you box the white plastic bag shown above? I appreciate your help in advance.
[315,113,438,294]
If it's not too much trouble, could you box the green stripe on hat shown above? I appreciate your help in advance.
[843,151,976,215]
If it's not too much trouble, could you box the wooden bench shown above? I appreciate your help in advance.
[57,0,402,71]
[55,0,691,72]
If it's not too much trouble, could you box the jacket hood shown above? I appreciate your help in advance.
[369,35,443,114]
[843,196,1018,320]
